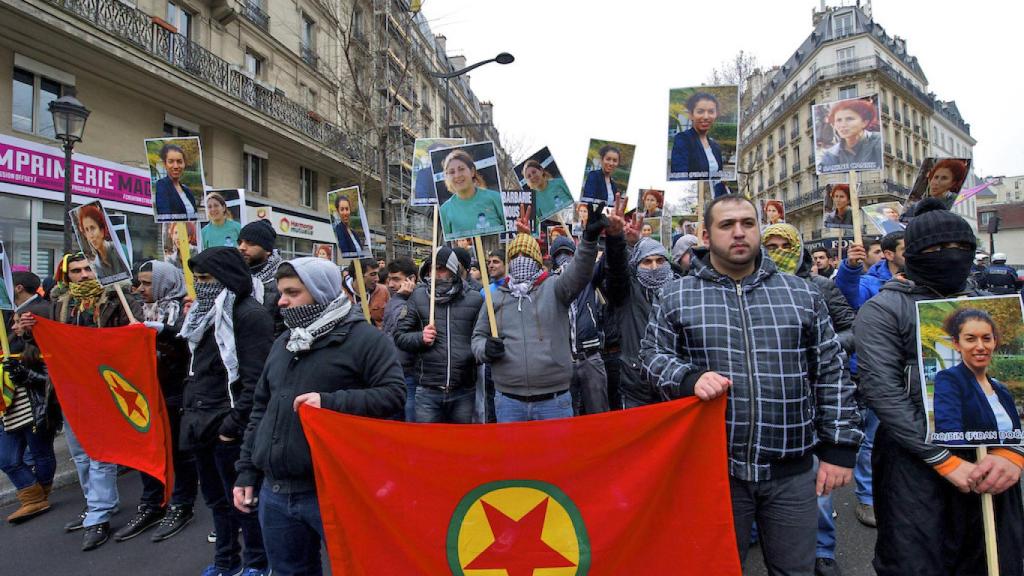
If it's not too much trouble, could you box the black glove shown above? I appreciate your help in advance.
[583,203,608,242]
[483,336,505,363]
[2,357,27,384]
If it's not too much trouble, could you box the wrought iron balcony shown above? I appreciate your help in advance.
[46,0,369,167]
[792,162,800,173]
[242,1,270,31]
[884,143,893,154]
[766,144,775,156]
[300,44,319,68]
[768,177,776,187]
[894,111,902,122]
[778,133,786,147]
[779,168,788,180]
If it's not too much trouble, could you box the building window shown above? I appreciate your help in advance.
[245,152,267,196]
[244,49,264,78]
[836,47,856,74]
[979,212,992,227]
[166,1,192,38]
[300,167,317,208]
[12,67,69,138]
[834,13,854,37]
[162,123,196,138]
[352,7,364,40]
[301,14,317,66]
[837,85,858,100]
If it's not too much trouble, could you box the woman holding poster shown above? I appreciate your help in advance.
[818,99,882,171]
[438,149,504,238]
[934,308,1022,444]
[522,160,573,220]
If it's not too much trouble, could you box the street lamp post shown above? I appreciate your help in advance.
[431,52,513,137]
[48,90,91,254]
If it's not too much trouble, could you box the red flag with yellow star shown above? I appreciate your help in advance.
[299,395,741,575]
[32,316,173,505]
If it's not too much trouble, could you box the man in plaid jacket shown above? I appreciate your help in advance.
[640,195,862,574]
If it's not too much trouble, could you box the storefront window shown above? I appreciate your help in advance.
[280,237,313,260]
[0,194,32,270]
[124,213,162,270]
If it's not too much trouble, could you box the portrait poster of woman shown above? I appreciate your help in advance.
[327,186,371,258]
[812,94,884,174]
[823,182,855,230]
[313,243,335,262]
[904,157,972,218]
[638,189,665,219]
[411,137,465,207]
[761,199,786,226]
[514,147,575,223]
[69,200,132,285]
[667,85,739,185]
[201,189,246,250]
[144,136,206,223]
[0,241,14,310]
[916,295,1024,447]
[162,221,200,272]
[430,141,506,241]
[579,138,636,205]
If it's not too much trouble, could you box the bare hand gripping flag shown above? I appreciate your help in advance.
[299,396,741,575]
[33,317,174,505]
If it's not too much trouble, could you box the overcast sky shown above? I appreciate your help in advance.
[421,0,1023,201]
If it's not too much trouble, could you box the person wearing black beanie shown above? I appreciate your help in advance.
[237,219,285,336]
[854,198,1024,574]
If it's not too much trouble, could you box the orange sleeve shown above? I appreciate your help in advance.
[990,449,1024,469]
[932,456,964,476]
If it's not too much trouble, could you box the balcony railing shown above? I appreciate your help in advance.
[792,162,800,173]
[48,0,368,166]
[896,150,905,160]
[882,103,890,114]
[300,44,319,68]
[884,143,893,154]
[894,111,902,122]
[913,124,920,135]
[778,133,787,147]
[768,177,776,187]
[766,144,775,156]
[779,168,788,180]
[790,127,800,139]
[788,181,911,213]
[242,1,270,31]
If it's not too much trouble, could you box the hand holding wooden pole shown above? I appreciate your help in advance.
[176,222,196,299]
[978,446,1000,576]
[474,236,498,338]
[113,283,137,324]
[849,170,863,247]
[429,206,439,326]
[352,258,372,324]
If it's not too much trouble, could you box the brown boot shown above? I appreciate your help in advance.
[42,483,52,498]
[7,483,51,524]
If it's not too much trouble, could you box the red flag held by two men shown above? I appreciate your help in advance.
[33,316,173,505]
[300,395,741,575]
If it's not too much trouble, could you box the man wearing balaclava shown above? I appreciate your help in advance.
[19,253,143,550]
[179,247,273,576]
[234,257,404,574]
[854,198,1024,575]
[549,235,609,415]
[395,246,484,423]
[472,204,607,422]
[112,260,199,543]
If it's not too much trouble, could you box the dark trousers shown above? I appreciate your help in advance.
[602,351,623,410]
[570,351,609,415]
[194,441,267,571]
[873,425,1023,576]
[140,403,198,508]
[414,386,475,424]
[258,483,324,576]
[403,374,417,422]
[730,466,817,576]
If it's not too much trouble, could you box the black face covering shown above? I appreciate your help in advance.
[905,248,974,296]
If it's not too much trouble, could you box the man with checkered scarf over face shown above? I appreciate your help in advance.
[472,204,608,422]
[639,195,862,574]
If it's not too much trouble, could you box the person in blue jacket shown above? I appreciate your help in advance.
[834,230,904,311]
[581,145,620,204]
[934,308,1022,445]
[153,144,198,220]
[670,91,729,197]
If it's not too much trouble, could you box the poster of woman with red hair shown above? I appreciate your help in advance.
[813,94,883,174]
[905,157,972,216]
[69,200,132,285]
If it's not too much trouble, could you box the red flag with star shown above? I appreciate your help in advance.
[32,317,173,505]
[299,395,741,575]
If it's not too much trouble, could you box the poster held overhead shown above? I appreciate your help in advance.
[823,180,855,230]
[862,201,905,235]
[144,136,206,222]
[327,186,371,258]
[761,199,786,226]
[515,147,574,222]
[668,85,739,194]
[580,139,636,205]
[201,189,246,250]
[638,189,665,219]
[312,243,335,262]
[905,157,971,218]
[412,138,465,207]
[430,142,506,242]
[499,190,537,243]
[812,94,883,175]
[69,200,133,286]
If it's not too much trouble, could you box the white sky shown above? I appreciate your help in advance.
[421,0,1024,202]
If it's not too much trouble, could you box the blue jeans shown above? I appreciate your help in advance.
[0,423,56,490]
[817,493,836,559]
[414,386,475,424]
[731,466,817,573]
[64,417,119,527]
[258,483,325,576]
[404,375,418,422]
[854,408,878,506]
[495,390,573,423]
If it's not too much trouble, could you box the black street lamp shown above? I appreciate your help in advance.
[48,89,90,254]
[431,52,514,137]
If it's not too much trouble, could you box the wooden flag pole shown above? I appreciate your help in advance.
[849,170,863,247]
[473,236,498,338]
[0,312,10,357]
[352,257,372,324]
[429,205,439,326]
[175,222,196,299]
[978,446,1001,576]
[696,180,707,240]
[113,283,137,324]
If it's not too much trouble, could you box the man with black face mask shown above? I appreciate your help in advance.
[855,198,1024,575]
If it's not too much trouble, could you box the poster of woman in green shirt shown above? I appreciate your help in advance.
[430,143,506,241]
[201,189,245,250]
[515,147,574,222]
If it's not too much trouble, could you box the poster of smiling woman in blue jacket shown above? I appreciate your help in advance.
[667,85,738,194]
[918,296,1024,447]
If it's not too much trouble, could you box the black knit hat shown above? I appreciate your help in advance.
[904,198,976,256]
[451,247,473,273]
[237,219,277,252]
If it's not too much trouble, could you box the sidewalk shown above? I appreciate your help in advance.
[0,430,79,507]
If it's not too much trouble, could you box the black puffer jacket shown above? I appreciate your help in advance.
[180,248,274,450]
[854,281,1024,467]
[796,249,856,355]
[394,282,483,390]
[235,309,405,493]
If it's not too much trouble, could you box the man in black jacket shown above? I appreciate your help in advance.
[180,247,273,576]
[383,257,418,421]
[395,247,483,423]
[234,257,404,575]
[238,219,285,337]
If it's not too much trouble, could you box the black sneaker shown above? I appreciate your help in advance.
[82,522,111,551]
[64,508,87,532]
[113,504,165,542]
[151,504,194,542]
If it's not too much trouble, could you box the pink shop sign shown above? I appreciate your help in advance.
[0,134,151,206]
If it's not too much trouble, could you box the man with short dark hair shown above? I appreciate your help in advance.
[641,195,861,574]
[383,257,418,421]
[836,231,905,311]
[234,257,404,575]
[238,219,285,336]
[484,250,508,295]
[811,247,836,278]
[346,258,389,328]
[865,239,883,271]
